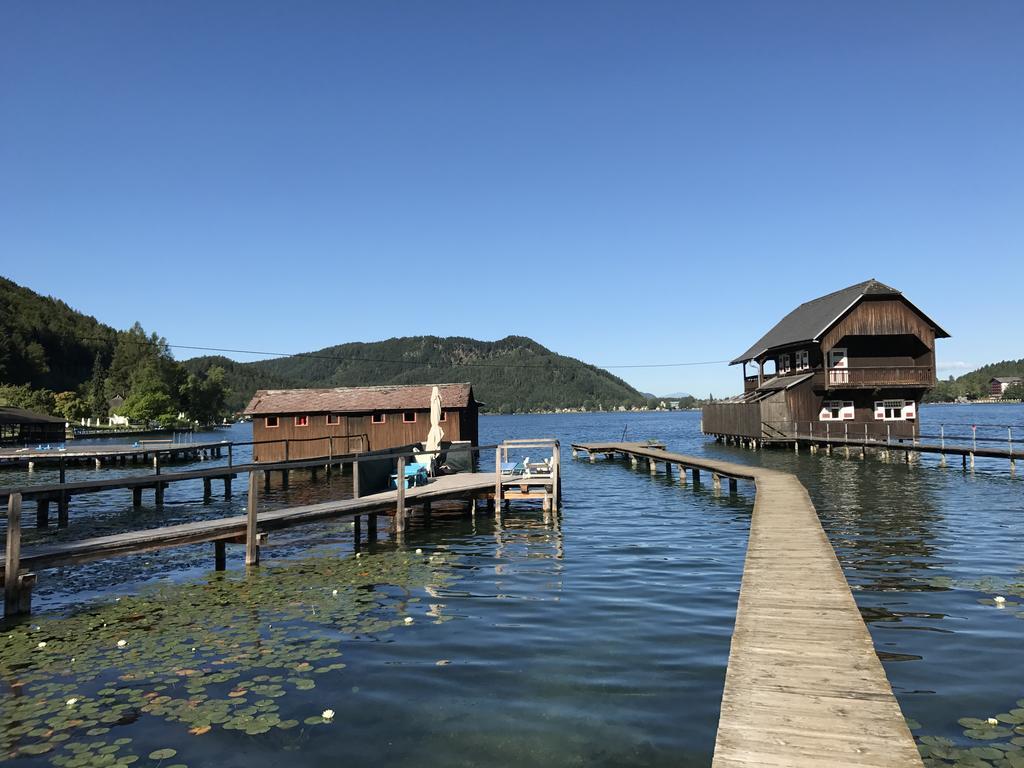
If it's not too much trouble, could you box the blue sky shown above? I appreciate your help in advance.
[2,2,1021,396]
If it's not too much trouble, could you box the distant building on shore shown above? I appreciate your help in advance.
[702,279,948,442]
[990,376,1023,397]
[0,407,67,446]
[243,383,479,462]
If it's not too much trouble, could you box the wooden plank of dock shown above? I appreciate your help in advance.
[0,472,498,575]
[572,442,923,768]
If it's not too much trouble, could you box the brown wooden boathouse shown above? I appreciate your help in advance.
[703,279,949,443]
[244,383,480,462]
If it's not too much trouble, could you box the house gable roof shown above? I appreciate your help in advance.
[730,279,950,365]
[244,383,475,416]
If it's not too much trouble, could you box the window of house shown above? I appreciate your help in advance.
[266,416,279,429]
[779,353,791,374]
[326,414,340,426]
[294,415,309,427]
[371,413,385,424]
[820,400,855,420]
[875,399,916,421]
[403,411,417,423]
[439,410,447,422]
[795,350,809,370]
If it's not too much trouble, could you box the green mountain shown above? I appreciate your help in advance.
[182,336,647,413]
[0,276,118,392]
[927,358,1024,402]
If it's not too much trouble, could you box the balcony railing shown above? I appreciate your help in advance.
[826,366,934,388]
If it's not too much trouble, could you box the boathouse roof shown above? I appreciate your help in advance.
[730,279,950,365]
[991,376,1023,384]
[0,407,66,426]
[243,383,475,415]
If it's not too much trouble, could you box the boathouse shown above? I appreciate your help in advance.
[0,407,67,446]
[702,279,948,442]
[244,383,480,462]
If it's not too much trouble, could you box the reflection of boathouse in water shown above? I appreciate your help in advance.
[244,383,480,462]
[703,279,949,442]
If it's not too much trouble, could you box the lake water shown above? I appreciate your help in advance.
[1,404,1022,767]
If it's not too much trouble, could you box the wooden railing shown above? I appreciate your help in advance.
[826,366,934,388]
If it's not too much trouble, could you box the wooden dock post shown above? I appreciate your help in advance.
[395,457,406,533]
[494,447,503,517]
[245,471,260,566]
[133,487,142,507]
[367,513,377,541]
[692,468,701,485]
[264,471,271,492]
[353,515,362,552]
[353,460,361,499]
[649,457,657,474]
[214,540,226,571]
[729,477,738,495]
[35,498,49,529]
[224,476,232,499]
[552,443,561,510]
[679,464,688,485]
[57,495,68,528]
[713,473,722,491]
[203,477,212,501]
[5,493,22,616]
[155,483,165,506]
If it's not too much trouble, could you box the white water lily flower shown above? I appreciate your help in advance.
[404,616,414,624]
[332,589,338,596]
[66,698,79,707]
[415,548,423,555]
[321,709,335,721]
[117,639,128,648]
[355,552,362,558]
[37,641,47,649]
[987,717,999,726]
[994,596,1006,604]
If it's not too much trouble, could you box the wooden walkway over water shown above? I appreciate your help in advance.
[3,440,562,617]
[572,442,922,768]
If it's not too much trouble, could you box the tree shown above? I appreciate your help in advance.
[54,391,88,421]
[180,366,228,424]
[1003,383,1024,401]
[0,384,58,415]
[120,358,177,425]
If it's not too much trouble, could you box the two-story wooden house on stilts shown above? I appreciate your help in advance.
[702,279,949,444]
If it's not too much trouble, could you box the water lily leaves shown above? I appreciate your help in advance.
[147,749,177,760]
[291,678,315,691]
[303,715,324,725]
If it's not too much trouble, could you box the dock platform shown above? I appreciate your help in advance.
[572,442,922,768]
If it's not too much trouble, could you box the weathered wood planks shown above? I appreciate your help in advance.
[572,442,923,768]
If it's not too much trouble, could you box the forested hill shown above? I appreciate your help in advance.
[928,358,1024,401]
[0,276,117,392]
[183,336,647,413]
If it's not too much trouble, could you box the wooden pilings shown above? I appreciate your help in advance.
[245,471,260,566]
[395,457,407,534]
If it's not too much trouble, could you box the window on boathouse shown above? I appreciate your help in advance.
[875,400,916,421]
[294,415,309,427]
[371,413,386,424]
[819,400,854,420]
[266,416,279,429]
[403,411,417,423]
[326,414,340,426]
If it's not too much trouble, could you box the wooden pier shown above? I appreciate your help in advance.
[710,430,1019,473]
[2,440,561,617]
[572,442,922,768]
[0,440,229,469]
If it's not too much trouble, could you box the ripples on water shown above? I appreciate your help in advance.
[1,404,1022,766]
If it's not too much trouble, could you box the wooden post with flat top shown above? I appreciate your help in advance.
[395,457,406,532]
[245,471,260,565]
[494,446,503,515]
[4,493,22,616]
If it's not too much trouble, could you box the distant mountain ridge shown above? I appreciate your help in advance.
[182,335,647,413]
[928,358,1024,401]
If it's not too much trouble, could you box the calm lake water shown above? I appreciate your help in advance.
[1,404,1022,767]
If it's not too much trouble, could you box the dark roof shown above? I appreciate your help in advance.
[991,376,1023,384]
[244,383,475,416]
[756,372,815,392]
[731,279,950,364]
[0,407,67,426]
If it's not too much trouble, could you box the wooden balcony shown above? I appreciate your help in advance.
[744,376,760,393]
[825,366,934,389]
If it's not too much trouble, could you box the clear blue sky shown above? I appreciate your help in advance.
[2,2,1021,396]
